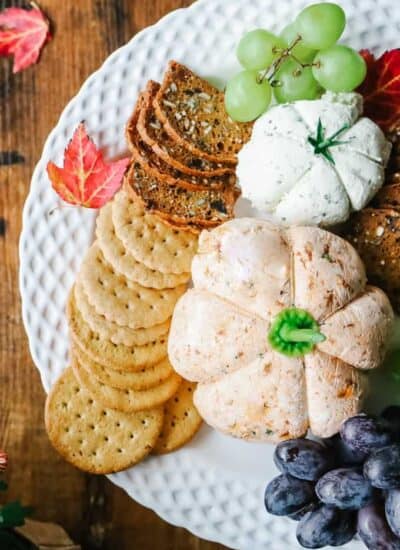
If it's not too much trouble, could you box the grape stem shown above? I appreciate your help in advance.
[257,34,311,85]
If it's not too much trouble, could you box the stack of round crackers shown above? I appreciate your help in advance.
[45,190,202,474]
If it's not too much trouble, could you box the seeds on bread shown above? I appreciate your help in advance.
[154,61,253,164]
[137,81,234,176]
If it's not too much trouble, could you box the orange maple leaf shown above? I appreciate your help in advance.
[0,2,51,73]
[47,123,130,209]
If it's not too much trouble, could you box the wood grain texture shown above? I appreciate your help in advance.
[0,1,226,548]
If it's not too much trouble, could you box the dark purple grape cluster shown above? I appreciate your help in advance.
[264,407,400,549]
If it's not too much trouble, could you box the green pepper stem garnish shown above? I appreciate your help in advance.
[308,119,349,165]
[268,308,326,357]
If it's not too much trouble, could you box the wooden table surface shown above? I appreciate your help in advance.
[0,1,227,548]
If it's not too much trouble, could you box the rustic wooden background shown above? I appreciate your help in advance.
[0,1,226,548]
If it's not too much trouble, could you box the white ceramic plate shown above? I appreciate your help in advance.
[19,0,400,548]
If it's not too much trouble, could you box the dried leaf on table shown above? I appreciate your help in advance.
[0,3,51,73]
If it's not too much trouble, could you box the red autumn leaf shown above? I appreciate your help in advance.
[358,48,400,132]
[0,2,51,73]
[47,123,130,209]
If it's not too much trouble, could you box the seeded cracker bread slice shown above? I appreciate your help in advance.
[154,61,253,164]
[127,87,236,192]
[125,163,240,230]
[373,184,400,211]
[136,81,234,177]
[45,367,164,474]
[346,208,400,312]
[387,123,400,176]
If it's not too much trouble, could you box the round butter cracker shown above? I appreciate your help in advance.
[45,367,164,474]
[67,292,167,371]
[72,343,173,391]
[153,380,203,455]
[74,282,170,347]
[72,355,182,413]
[112,190,198,275]
[77,242,186,329]
[96,202,190,289]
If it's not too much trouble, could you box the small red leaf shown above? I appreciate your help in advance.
[358,48,400,132]
[0,2,51,73]
[47,123,130,209]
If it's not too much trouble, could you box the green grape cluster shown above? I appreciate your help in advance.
[225,2,367,122]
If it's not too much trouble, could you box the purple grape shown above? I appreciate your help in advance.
[264,474,315,516]
[340,414,394,455]
[325,433,367,465]
[382,406,400,439]
[274,439,334,481]
[386,489,400,538]
[358,502,400,549]
[296,504,356,548]
[364,445,400,490]
[315,467,374,510]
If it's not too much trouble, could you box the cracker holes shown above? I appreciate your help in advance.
[115,421,121,427]
[104,436,109,442]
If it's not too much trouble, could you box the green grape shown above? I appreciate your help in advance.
[280,23,316,62]
[273,59,320,103]
[237,29,286,71]
[294,2,346,50]
[313,45,367,92]
[225,70,272,122]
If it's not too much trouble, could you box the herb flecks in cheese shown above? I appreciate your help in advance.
[237,92,392,227]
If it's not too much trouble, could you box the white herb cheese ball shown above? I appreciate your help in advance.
[237,92,392,227]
